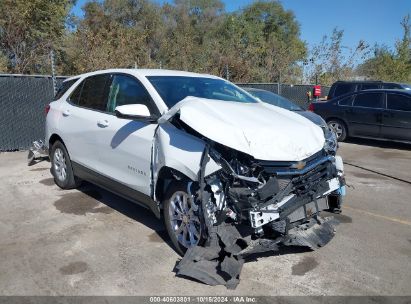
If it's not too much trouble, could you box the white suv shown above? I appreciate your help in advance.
[46,69,345,255]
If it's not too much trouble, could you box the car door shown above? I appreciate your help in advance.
[345,92,384,138]
[381,92,411,141]
[58,73,111,172]
[97,73,160,196]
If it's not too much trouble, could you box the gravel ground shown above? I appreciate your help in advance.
[0,139,410,296]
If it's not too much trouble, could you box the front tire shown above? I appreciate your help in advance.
[50,141,80,189]
[327,119,347,142]
[163,182,204,256]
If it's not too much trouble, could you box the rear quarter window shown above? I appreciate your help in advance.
[359,83,380,90]
[333,83,356,98]
[54,79,78,100]
[338,96,353,106]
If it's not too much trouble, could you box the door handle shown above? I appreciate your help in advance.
[62,110,70,117]
[97,120,109,128]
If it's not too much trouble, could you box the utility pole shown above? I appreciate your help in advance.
[50,49,57,95]
[225,64,229,81]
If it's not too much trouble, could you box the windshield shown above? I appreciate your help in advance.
[147,76,257,108]
[248,90,303,111]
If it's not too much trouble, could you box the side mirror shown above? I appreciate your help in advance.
[114,104,156,122]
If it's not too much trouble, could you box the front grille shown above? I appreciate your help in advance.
[291,160,334,196]
[257,150,330,175]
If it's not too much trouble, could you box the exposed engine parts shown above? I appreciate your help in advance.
[174,143,345,288]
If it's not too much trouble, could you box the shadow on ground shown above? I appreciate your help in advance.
[56,181,173,249]
[345,137,411,151]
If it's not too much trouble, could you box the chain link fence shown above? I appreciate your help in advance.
[237,83,330,107]
[0,74,66,151]
[0,75,329,151]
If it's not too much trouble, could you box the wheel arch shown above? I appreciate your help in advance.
[48,134,65,156]
[154,166,194,210]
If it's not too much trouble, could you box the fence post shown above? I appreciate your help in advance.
[278,70,281,95]
[50,50,57,95]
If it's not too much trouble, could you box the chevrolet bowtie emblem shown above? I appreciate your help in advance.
[292,161,306,170]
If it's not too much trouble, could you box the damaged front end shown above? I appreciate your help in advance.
[176,140,345,288]
[198,141,345,241]
[156,98,346,288]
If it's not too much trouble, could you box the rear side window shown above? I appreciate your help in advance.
[54,79,78,100]
[359,83,380,90]
[338,96,353,106]
[333,83,356,98]
[353,93,384,108]
[387,94,411,111]
[106,74,158,115]
[77,74,110,111]
[382,83,401,89]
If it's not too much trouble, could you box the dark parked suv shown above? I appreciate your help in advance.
[309,89,411,142]
[327,81,411,100]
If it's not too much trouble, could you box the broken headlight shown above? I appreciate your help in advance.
[323,126,338,154]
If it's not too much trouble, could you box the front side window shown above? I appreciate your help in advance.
[77,74,110,111]
[106,74,157,115]
[353,93,384,108]
[147,76,257,108]
[387,94,411,111]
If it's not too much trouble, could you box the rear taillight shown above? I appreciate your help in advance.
[45,104,50,115]
[308,103,315,112]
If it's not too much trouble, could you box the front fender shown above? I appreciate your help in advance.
[152,122,221,199]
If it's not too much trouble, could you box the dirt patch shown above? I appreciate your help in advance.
[148,230,168,243]
[30,167,49,172]
[40,178,55,186]
[333,213,353,223]
[292,257,319,276]
[59,261,88,275]
[54,190,113,215]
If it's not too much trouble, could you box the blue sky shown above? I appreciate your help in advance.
[71,0,411,52]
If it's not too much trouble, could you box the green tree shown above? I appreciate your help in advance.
[358,14,411,82]
[0,0,74,73]
[63,0,164,73]
[306,28,369,85]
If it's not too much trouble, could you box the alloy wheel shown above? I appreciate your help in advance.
[168,191,201,249]
[328,121,343,139]
[53,148,67,182]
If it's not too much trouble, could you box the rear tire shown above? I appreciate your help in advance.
[163,182,204,256]
[50,141,80,189]
[327,119,347,142]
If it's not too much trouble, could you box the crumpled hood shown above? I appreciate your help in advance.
[159,97,325,161]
